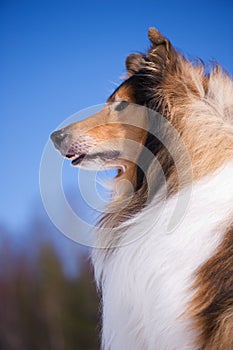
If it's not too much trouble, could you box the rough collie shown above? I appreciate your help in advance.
[51,28,233,349]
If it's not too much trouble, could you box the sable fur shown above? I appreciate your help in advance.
[101,28,233,229]
[96,28,233,349]
[51,27,233,349]
[189,224,233,350]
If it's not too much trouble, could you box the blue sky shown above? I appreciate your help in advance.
[1,0,232,231]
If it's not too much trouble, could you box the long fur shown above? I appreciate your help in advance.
[51,27,233,350]
[92,29,233,349]
[92,161,233,349]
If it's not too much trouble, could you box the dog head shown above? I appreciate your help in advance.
[51,28,177,188]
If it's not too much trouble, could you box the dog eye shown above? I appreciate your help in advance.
[115,101,129,111]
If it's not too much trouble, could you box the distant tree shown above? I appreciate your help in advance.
[0,223,100,350]
[62,260,100,350]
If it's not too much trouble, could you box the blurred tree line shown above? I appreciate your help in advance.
[0,218,100,350]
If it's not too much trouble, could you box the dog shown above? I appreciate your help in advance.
[51,28,233,349]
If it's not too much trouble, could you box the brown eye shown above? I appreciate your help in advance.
[115,101,129,111]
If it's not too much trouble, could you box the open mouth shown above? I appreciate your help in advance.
[66,151,120,166]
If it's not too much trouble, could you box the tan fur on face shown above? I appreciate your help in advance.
[63,94,147,187]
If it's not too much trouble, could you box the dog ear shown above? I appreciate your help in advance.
[125,53,147,76]
[147,27,177,70]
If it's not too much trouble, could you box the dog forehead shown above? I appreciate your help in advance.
[107,81,135,103]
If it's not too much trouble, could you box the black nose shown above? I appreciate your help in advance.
[50,129,70,149]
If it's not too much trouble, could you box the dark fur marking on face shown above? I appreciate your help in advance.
[114,101,129,112]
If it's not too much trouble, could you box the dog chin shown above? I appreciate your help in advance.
[71,158,105,170]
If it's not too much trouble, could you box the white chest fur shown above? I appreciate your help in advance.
[92,161,233,350]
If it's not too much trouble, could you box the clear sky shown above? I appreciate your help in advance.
[1,0,233,231]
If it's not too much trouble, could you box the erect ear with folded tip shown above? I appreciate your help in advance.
[125,53,147,77]
[147,27,177,69]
